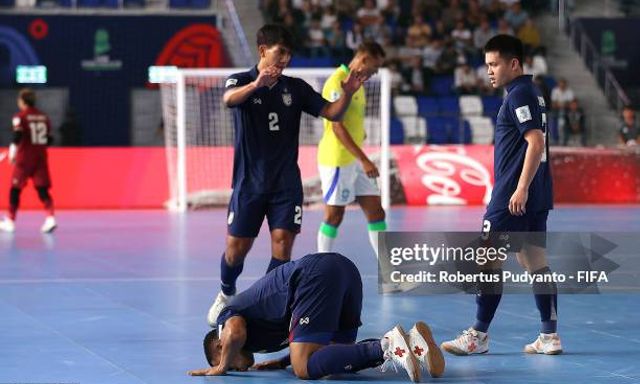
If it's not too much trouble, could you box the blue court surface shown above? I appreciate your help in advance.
[1,206,639,384]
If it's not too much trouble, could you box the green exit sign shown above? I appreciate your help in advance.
[16,66,48,84]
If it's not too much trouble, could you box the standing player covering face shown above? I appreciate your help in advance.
[206,24,365,326]
[316,42,388,259]
[441,35,562,356]
[0,88,56,234]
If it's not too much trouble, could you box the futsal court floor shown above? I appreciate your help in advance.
[0,205,639,384]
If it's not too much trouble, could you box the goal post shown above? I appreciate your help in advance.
[160,67,391,212]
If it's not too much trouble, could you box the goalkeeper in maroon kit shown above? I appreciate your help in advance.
[0,88,56,233]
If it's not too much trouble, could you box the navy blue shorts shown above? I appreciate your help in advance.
[482,210,549,250]
[227,188,303,238]
[289,253,363,345]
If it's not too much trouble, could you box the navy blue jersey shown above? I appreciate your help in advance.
[488,75,553,214]
[217,253,362,353]
[226,66,328,193]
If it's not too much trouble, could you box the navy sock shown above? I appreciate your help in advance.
[306,341,384,379]
[266,257,287,273]
[473,269,503,333]
[532,266,558,334]
[220,253,243,296]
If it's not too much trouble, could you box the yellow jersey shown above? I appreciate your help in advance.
[317,64,366,166]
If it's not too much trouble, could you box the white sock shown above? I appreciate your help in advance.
[317,222,338,252]
[368,230,380,259]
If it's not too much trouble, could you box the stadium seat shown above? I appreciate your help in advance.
[400,116,427,143]
[450,119,472,144]
[417,96,439,118]
[394,95,418,116]
[390,117,405,144]
[425,117,450,144]
[437,96,460,116]
[459,95,483,116]
[466,116,494,144]
[431,75,454,96]
[482,95,503,118]
[0,0,15,6]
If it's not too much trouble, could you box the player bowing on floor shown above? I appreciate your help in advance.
[192,252,445,381]
[0,88,56,234]
[207,24,365,326]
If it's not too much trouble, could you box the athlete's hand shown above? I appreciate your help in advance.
[362,158,379,178]
[341,70,365,95]
[251,358,287,370]
[254,65,282,88]
[8,144,17,165]
[188,365,227,376]
[509,187,528,216]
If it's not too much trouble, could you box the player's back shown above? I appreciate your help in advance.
[13,107,50,161]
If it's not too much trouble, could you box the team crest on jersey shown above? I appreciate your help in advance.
[225,78,238,88]
[341,189,351,202]
[282,92,292,106]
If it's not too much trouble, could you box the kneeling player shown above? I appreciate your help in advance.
[189,253,445,381]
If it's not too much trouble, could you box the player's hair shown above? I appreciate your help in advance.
[203,329,219,367]
[484,34,524,68]
[18,88,36,107]
[623,105,635,113]
[356,41,386,59]
[256,24,294,51]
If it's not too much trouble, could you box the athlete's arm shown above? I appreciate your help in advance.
[331,122,379,178]
[223,66,281,107]
[320,71,364,121]
[509,129,545,216]
[188,316,248,376]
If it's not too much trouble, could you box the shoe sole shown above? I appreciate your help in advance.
[396,325,422,383]
[441,342,489,356]
[524,346,563,355]
[414,321,446,378]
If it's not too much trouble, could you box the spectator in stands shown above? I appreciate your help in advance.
[474,17,496,51]
[401,56,428,95]
[466,0,484,29]
[551,78,575,111]
[517,18,541,52]
[504,1,529,31]
[533,75,551,111]
[454,62,479,94]
[357,0,383,29]
[563,99,586,146]
[496,18,515,36]
[431,19,449,41]
[422,38,444,79]
[619,106,639,146]
[451,20,473,54]
[320,5,338,30]
[345,22,364,52]
[387,59,404,95]
[364,18,392,46]
[407,15,433,49]
[398,35,423,64]
[326,20,347,63]
[381,0,401,24]
[523,54,547,77]
[307,18,328,58]
[435,42,459,75]
[441,0,465,30]
[282,11,304,53]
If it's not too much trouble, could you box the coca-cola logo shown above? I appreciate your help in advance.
[415,147,493,205]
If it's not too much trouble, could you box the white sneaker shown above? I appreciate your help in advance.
[380,325,421,383]
[41,216,57,233]
[524,333,563,355]
[408,321,445,378]
[206,291,232,327]
[441,328,489,356]
[0,217,15,233]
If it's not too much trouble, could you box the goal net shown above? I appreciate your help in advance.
[160,68,391,211]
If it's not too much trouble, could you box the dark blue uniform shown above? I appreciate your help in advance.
[483,75,553,234]
[225,67,328,237]
[216,253,362,353]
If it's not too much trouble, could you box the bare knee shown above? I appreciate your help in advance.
[323,207,345,227]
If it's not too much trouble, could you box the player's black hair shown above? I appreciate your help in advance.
[256,24,294,51]
[203,328,219,367]
[18,88,36,107]
[356,41,386,59]
[484,34,524,68]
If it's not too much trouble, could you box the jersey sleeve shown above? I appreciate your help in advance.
[299,79,328,117]
[322,74,342,103]
[12,114,23,132]
[508,88,543,135]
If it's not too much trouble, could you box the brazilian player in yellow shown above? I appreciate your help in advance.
[317,42,387,257]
